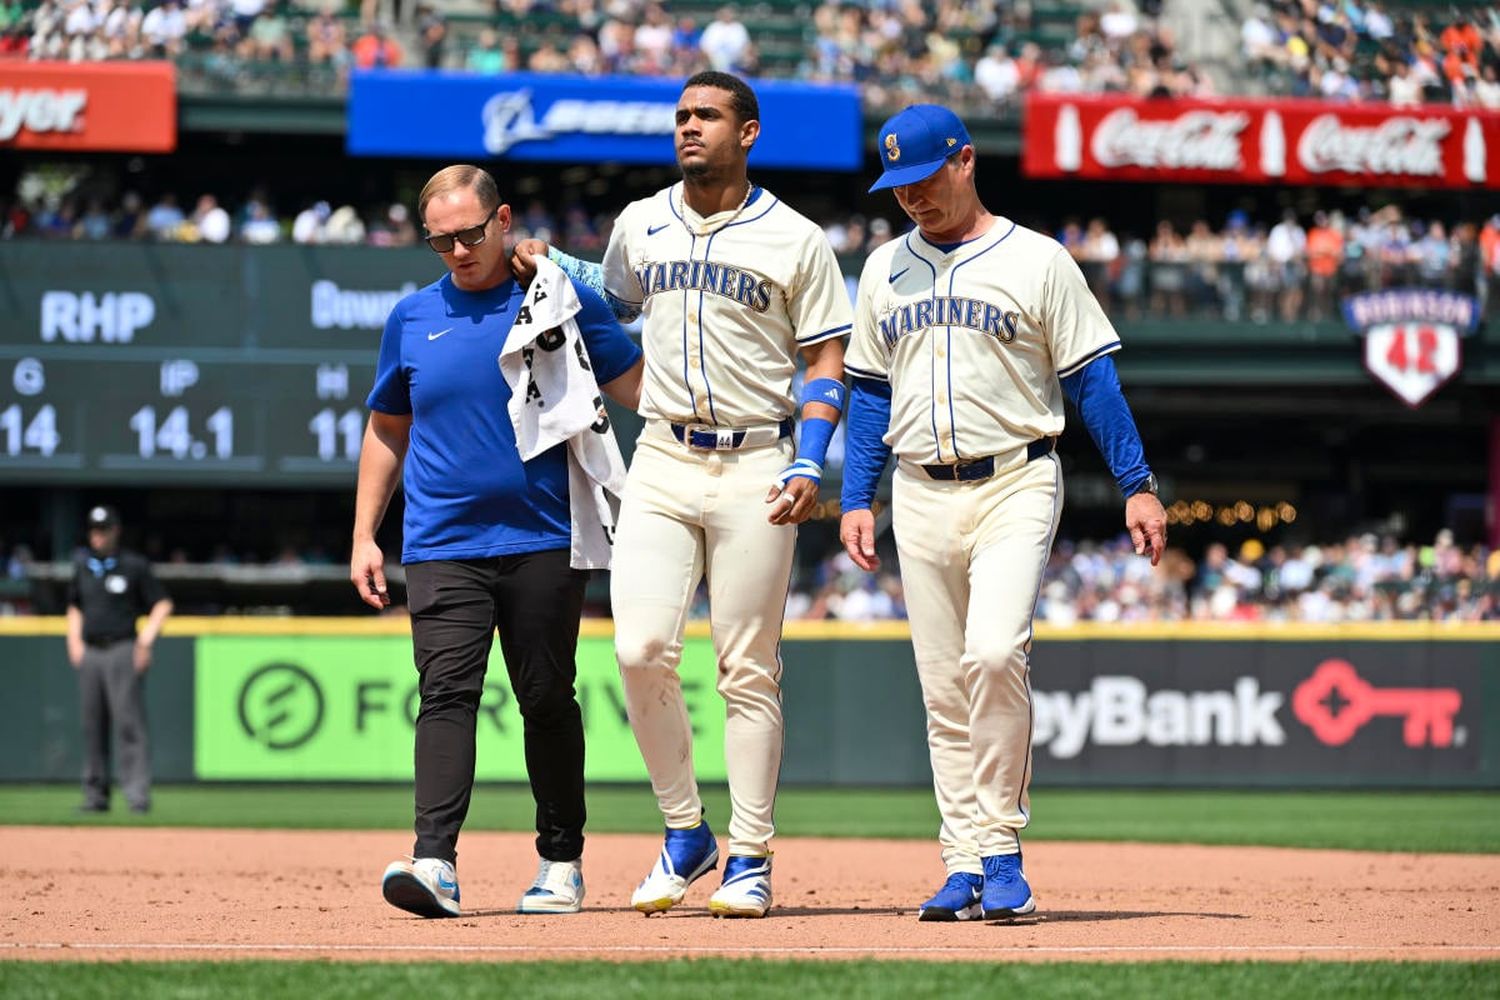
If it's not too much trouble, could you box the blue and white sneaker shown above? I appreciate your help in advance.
[708,855,773,918]
[631,821,719,914]
[382,857,460,918]
[918,871,983,922]
[517,857,585,914]
[980,852,1036,919]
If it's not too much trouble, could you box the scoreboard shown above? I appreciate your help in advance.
[0,241,433,486]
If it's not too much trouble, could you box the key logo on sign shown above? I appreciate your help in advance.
[1292,658,1462,748]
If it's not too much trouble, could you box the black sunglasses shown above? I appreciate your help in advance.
[424,214,492,253]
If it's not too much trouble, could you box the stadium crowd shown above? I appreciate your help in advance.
[787,530,1498,623]
[8,0,1500,111]
[3,530,1494,622]
[1244,1,1500,108]
[8,188,1500,321]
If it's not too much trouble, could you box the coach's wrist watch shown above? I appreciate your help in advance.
[1127,473,1159,498]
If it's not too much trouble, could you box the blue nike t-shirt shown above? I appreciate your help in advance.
[367,272,640,564]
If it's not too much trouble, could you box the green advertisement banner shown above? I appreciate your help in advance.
[194,635,726,781]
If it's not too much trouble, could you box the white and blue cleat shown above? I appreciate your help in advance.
[980,852,1036,919]
[709,855,773,918]
[917,871,983,922]
[631,820,719,914]
[381,857,461,918]
[517,857,585,914]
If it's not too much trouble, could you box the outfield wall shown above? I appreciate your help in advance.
[4,619,1496,788]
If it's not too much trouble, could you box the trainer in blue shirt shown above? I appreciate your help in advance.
[352,165,642,921]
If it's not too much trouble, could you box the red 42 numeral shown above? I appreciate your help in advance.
[1385,326,1438,374]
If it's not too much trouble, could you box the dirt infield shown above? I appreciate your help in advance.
[3,827,1497,963]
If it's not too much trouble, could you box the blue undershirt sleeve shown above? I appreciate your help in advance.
[839,377,894,512]
[548,247,642,323]
[1059,354,1152,496]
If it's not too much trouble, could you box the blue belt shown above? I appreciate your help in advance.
[670,418,794,451]
[920,437,1055,481]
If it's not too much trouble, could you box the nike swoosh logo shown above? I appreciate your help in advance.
[889,268,909,283]
[427,328,452,341]
[647,223,670,236]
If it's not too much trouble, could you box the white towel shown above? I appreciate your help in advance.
[498,257,627,570]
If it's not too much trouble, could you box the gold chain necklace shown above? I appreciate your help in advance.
[678,181,754,237]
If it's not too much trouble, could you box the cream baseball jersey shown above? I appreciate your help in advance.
[601,183,852,427]
[845,218,1121,466]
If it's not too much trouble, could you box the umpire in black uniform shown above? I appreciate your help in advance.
[66,505,173,814]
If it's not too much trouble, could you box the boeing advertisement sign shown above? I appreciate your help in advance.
[347,71,862,171]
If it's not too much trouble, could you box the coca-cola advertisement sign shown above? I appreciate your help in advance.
[1024,93,1499,189]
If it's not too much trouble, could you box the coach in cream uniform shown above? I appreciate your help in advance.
[839,105,1166,922]
[517,71,850,918]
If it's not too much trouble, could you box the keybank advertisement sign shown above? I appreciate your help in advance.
[195,636,726,781]
[1027,640,1484,780]
[346,71,862,170]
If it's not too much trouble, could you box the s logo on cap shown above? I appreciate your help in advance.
[885,132,901,162]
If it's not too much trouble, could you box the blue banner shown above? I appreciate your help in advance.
[347,71,862,171]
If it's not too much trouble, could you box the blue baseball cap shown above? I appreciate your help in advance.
[868,105,972,192]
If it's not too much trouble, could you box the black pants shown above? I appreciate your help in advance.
[406,551,588,865]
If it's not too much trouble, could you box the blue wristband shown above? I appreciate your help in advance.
[800,377,846,413]
[798,414,836,468]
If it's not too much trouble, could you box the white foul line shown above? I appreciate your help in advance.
[3,942,1498,958]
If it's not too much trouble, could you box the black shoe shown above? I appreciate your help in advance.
[128,803,150,815]
[76,802,109,814]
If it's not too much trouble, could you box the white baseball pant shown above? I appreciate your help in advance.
[892,452,1063,872]
[611,419,796,857]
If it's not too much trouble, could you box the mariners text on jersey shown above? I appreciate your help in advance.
[633,259,774,313]
[879,296,1021,347]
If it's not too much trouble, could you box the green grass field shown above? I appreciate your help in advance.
[6,785,1496,997]
[2,784,1497,853]
[2,960,1497,999]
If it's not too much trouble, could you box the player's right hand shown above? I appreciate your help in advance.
[510,238,550,286]
[350,539,391,610]
[839,508,881,573]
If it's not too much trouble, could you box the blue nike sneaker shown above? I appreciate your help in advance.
[382,857,460,918]
[980,852,1036,919]
[918,871,983,921]
[631,820,719,914]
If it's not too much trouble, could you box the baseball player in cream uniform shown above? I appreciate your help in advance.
[514,71,850,918]
[839,105,1166,921]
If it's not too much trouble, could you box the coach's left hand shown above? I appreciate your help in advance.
[1126,492,1167,567]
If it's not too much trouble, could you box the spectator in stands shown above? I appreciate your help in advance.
[112,192,145,239]
[76,199,111,240]
[415,1,445,68]
[324,203,366,243]
[1478,65,1500,110]
[1266,209,1306,323]
[305,3,347,66]
[973,43,1020,105]
[368,202,418,247]
[247,1,292,62]
[1304,211,1343,320]
[699,4,749,73]
[189,194,231,243]
[140,0,186,57]
[465,27,505,73]
[1148,220,1188,317]
[352,19,402,69]
[144,193,185,240]
[292,200,330,243]
[241,199,281,243]
[528,37,570,72]
[633,2,671,74]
